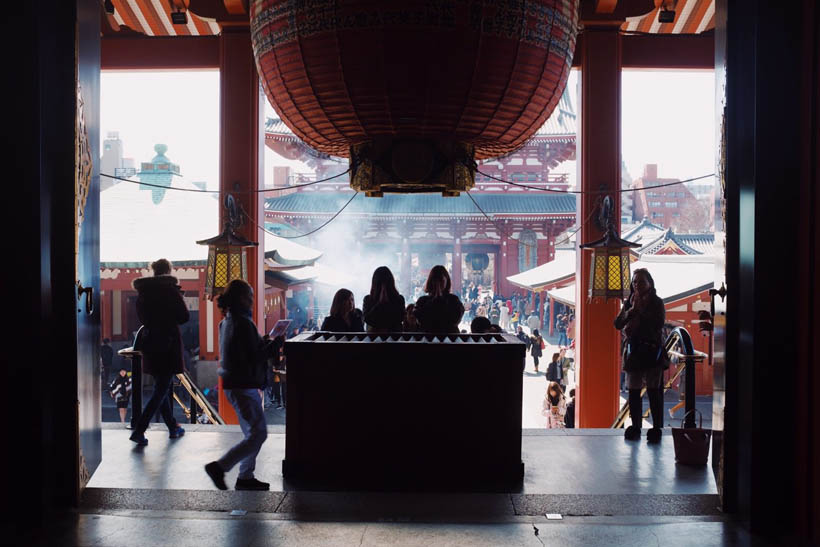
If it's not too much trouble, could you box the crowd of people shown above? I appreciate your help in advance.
[123,257,673,493]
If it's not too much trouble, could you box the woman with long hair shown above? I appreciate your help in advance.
[530,328,544,373]
[205,279,273,491]
[321,288,364,332]
[362,266,405,332]
[542,381,567,429]
[413,265,464,333]
[614,268,667,443]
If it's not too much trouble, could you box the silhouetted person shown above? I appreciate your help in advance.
[321,288,365,332]
[413,265,464,334]
[205,279,273,491]
[615,268,667,443]
[470,316,492,334]
[362,266,405,332]
[403,303,419,331]
[530,328,544,373]
[129,258,188,446]
[565,388,576,428]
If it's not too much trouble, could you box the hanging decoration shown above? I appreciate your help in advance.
[250,0,578,196]
[579,196,641,301]
[197,194,258,300]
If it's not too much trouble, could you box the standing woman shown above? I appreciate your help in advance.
[129,258,188,446]
[205,279,273,491]
[413,265,464,333]
[542,381,567,429]
[530,328,544,373]
[362,266,405,332]
[321,289,365,332]
[614,268,667,443]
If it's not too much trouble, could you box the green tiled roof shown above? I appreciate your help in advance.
[265,192,576,215]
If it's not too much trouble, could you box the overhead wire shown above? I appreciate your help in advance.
[99,168,351,193]
[242,191,359,240]
[473,170,714,194]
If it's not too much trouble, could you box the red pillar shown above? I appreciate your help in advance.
[452,239,462,296]
[576,26,623,428]
[216,24,265,425]
[549,296,555,337]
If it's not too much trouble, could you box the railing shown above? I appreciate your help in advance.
[117,326,224,427]
[612,326,706,429]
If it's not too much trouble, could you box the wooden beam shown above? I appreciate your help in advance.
[101,36,219,69]
[573,32,714,69]
[622,32,714,68]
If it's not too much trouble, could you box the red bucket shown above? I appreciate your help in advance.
[671,409,712,465]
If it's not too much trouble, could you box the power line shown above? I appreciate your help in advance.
[474,170,715,194]
[243,192,359,240]
[99,168,351,194]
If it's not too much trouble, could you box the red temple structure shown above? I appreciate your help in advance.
[263,88,579,301]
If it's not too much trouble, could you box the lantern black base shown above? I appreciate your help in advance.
[350,139,475,197]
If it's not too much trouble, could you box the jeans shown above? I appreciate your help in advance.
[558,332,568,347]
[218,389,268,480]
[133,372,177,436]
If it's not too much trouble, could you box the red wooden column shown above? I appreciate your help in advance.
[217,24,265,424]
[452,239,462,295]
[576,26,624,427]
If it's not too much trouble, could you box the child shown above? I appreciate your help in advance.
[542,381,567,429]
[108,368,132,425]
[205,279,273,491]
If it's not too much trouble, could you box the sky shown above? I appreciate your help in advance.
[100,68,715,192]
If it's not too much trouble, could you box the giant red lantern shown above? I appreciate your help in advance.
[251,1,578,196]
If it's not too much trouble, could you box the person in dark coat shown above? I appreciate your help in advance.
[516,326,531,350]
[413,265,464,334]
[205,279,274,491]
[530,329,544,373]
[614,267,667,443]
[321,288,365,332]
[362,266,405,332]
[129,259,188,446]
[564,388,576,428]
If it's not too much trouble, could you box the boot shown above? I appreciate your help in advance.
[647,388,664,444]
[625,389,642,440]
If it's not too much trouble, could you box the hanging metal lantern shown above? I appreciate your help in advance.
[467,253,490,272]
[579,196,641,301]
[250,0,579,196]
[196,194,258,300]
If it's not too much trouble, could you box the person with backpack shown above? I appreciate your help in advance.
[546,352,565,392]
[530,328,545,373]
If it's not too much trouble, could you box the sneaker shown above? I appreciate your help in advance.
[235,477,270,491]
[169,426,185,439]
[205,461,227,490]
[624,425,641,441]
[276,405,284,410]
[647,428,662,444]
[129,433,148,446]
